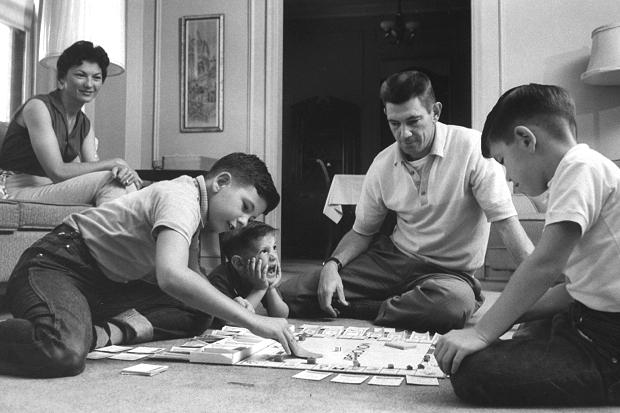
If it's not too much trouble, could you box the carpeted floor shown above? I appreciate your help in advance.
[0,261,617,412]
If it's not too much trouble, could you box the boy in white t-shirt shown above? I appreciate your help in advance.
[435,84,620,406]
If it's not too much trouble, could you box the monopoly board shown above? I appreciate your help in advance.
[151,324,445,378]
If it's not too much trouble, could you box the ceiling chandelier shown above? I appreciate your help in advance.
[379,0,420,45]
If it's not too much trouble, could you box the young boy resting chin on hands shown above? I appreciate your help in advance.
[434,84,620,407]
[209,221,289,322]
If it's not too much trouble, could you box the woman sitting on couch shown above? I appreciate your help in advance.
[0,40,141,205]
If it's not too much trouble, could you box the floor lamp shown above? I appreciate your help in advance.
[38,0,126,76]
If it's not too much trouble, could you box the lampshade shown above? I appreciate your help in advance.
[581,22,620,85]
[38,0,126,76]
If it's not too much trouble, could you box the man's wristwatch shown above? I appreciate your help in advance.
[323,256,343,272]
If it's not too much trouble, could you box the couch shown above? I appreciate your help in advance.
[0,122,91,288]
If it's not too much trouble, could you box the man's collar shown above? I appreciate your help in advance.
[392,122,447,166]
[195,175,209,228]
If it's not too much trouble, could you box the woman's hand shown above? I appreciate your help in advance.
[111,160,143,189]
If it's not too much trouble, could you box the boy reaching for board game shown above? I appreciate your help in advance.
[208,221,289,321]
[435,84,620,406]
[0,152,299,378]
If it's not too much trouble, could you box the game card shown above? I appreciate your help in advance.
[292,370,331,381]
[109,352,149,361]
[96,345,133,353]
[86,351,113,360]
[406,375,439,386]
[120,363,168,376]
[127,347,164,354]
[368,376,403,386]
[331,374,369,384]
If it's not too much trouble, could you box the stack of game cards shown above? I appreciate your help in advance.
[120,363,169,376]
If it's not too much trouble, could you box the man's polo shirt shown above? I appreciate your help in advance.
[353,122,516,272]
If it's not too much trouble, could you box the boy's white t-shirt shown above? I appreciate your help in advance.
[545,144,620,312]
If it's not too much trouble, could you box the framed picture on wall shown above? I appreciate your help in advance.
[180,14,224,132]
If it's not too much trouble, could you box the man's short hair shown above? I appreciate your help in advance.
[57,40,110,82]
[206,152,280,215]
[379,70,436,111]
[481,84,577,158]
[220,221,277,260]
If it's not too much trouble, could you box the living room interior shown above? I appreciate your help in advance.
[1,0,620,411]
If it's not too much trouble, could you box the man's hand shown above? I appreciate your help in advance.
[434,327,490,375]
[245,258,270,290]
[248,314,296,355]
[233,296,255,313]
[317,262,348,317]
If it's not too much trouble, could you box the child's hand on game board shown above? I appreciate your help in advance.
[434,327,490,374]
[245,257,270,290]
[248,314,296,355]
[233,296,255,313]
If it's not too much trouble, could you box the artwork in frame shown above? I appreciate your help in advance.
[180,14,224,132]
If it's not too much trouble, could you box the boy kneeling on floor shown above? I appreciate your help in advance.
[0,152,297,378]
[208,220,288,326]
[435,84,620,406]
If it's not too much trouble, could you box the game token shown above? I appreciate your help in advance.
[406,365,413,370]
[306,357,316,364]
[353,360,361,368]
[334,346,341,352]
[298,335,306,342]
[423,354,431,362]
[387,363,394,369]
[417,363,425,369]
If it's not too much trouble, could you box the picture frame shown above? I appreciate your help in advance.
[180,14,224,132]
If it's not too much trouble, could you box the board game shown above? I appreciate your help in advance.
[149,324,445,378]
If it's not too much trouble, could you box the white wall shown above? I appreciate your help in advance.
[473,0,620,160]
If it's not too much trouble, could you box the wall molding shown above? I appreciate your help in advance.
[471,0,501,131]
[151,0,162,168]
[248,0,282,230]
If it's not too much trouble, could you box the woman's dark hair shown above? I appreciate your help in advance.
[57,40,110,82]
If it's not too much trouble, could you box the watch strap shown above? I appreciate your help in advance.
[323,256,343,272]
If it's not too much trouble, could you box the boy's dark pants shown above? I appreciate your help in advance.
[452,302,620,406]
[0,224,211,378]
[281,234,483,333]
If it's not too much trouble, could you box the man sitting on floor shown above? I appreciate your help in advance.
[282,70,533,334]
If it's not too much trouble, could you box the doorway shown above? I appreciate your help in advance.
[281,0,471,259]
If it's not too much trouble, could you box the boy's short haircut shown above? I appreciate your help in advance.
[206,152,280,215]
[57,40,110,82]
[379,70,436,111]
[481,83,577,158]
[220,221,277,261]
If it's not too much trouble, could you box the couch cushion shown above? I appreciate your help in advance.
[0,199,90,231]
[0,200,20,231]
[18,200,91,229]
